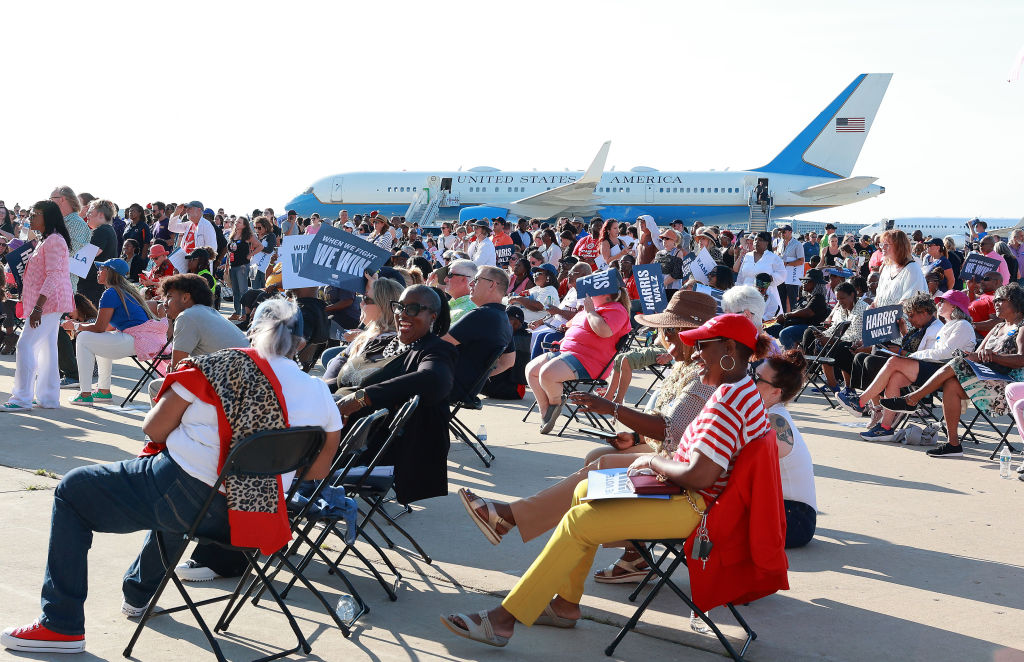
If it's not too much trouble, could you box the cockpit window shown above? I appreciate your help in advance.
[302,186,314,195]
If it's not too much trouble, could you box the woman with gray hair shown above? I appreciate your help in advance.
[1,297,343,652]
[722,284,767,329]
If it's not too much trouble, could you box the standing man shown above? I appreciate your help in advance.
[169,201,218,255]
[50,185,91,291]
[491,218,515,268]
[572,218,603,268]
[670,219,691,253]
[281,210,300,237]
[150,202,173,248]
[776,225,804,313]
[468,219,496,267]
[818,224,837,251]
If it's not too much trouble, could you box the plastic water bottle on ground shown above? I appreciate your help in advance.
[477,425,487,442]
[999,446,1013,479]
[335,594,357,622]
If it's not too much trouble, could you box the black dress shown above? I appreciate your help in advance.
[358,334,457,503]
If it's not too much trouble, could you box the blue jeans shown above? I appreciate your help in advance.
[777,324,809,350]
[530,330,563,359]
[229,265,250,315]
[40,452,229,635]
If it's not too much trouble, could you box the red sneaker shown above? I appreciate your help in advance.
[1,621,85,654]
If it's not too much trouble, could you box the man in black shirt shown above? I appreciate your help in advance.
[442,265,515,402]
[764,268,830,349]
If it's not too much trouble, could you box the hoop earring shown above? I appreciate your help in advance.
[720,354,736,372]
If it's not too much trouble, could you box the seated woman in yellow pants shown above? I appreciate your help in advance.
[441,314,773,648]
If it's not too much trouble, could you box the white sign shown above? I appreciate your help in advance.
[167,248,188,274]
[251,251,272,274]
[280,235,327,289]
[690,247,717,284]
[68,244,100,279]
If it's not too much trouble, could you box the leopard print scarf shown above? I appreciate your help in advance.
[186,349,287,515]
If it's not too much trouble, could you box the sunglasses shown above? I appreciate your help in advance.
[471,276,495,286]
[390,301,436,316]
[358,295,376,306]
[694,337,723,352]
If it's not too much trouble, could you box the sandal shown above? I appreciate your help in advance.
[440,611,509,647]
[458,488,509,545]
[594,554,650,584]
[534,604,577,628]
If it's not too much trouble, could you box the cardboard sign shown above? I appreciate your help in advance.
[694,283,725,313]
[166,248,188,274]
[7,241,34,291]
[494,242,515,267]
[685,247,717,284]
[279,235,325,289]
[634,263,668,314]
[862,304,902,345]
[575,268,623,299]
[298,223,391,291]
[966,359,1014,382]
[251,251,272,274]
[68,244,100,279]
[960,253,1001,281]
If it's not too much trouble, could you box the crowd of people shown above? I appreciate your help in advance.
[0,191,1019,654]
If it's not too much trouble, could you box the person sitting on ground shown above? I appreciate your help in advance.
[803,282,869,393]
[67,259,168,406]
[121,239,147,282]
[508,263,560,324]
[442,265,516,404]
[444,259,479,324]
[441,314,781,648]
[880,283,1024,458]
[56,294,99,390]
[0,298,342,654]
[459,292,717,581]
[336,285,457,504]
[138,243,175,301]
[838,290,977,440]
[764,268,830,349]
[480,306,532,400]
[525,284,631,434]
[322,276,403,393]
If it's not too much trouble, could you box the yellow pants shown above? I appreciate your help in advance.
[502,479,705,626]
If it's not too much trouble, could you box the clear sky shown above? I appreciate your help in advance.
[3,0,1021,224]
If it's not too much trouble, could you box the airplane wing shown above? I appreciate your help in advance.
[504,142,610,219]
[791,176,878,199]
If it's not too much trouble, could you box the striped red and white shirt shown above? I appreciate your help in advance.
[673,375,770,500]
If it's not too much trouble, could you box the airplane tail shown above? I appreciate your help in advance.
[754,73,892,179]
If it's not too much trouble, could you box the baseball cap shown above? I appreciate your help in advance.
[505,306,525,324]
[203,208,215,217]
[800,268,827,284]
[678,313,759,351]
[531,263,557,279]
[185,248,210,260]
[780,225,793,232]
[186,200,204,210]
[927,237,945,247]
[287,209,297,216]
[96,258,130,276]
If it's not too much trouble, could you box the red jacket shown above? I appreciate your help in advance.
[684,431,789,612]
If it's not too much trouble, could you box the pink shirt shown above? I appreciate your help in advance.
[305,224,320,235]
[985,251,1012,285]
[558,301,630,378]
[21,233,73,317]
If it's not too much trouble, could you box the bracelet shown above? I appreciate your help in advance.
[32,305,43,313]
[613,403,620,419]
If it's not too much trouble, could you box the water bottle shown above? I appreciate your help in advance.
[477,425,487,442]
[1018,450,1024,475]
[999,446,1013,479]
[335,594,358,622]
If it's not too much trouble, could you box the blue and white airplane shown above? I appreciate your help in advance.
[285,73,892,226]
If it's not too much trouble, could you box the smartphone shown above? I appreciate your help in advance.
[576,425,618,442]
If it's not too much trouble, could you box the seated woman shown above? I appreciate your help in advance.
[56,294,99,390]
[505,257,534,298]
[440,315,778,647]
[764,268,830,349]
[802,282,868,393]
[322,276,403,393]
[68,259,168,406]
[881,283,1024,458]
[0,299,342,654]
[838,290,976,440]
[507,263,559,324]
[525,286,632,434]
[336,285,457,504]
[138,244,175,302]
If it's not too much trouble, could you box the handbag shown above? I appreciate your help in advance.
[628,473,682,495]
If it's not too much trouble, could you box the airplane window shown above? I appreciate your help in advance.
[701,188,705,193]
[714,188,718,193]
[494,187,498,192]
[626,188,630,193]
[414,187,417,191]
[659,188,663,193]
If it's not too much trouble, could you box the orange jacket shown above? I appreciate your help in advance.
[684,431,790,612]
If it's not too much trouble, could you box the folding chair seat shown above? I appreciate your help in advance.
[449,348,505,467]
[554,329,639,436]
[604,431,787,661]
[793,322,850,409]
[121,339,172,407]
[123,426,329,662]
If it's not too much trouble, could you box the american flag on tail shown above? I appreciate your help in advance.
[836,117,865,133]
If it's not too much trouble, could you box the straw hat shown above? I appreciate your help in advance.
[633,290,717,329]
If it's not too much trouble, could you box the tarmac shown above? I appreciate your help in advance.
[0,346,1022,662]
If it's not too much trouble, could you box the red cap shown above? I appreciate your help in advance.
[678,313,758,350]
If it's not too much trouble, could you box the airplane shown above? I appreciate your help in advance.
[284,73,893,227]
[858,217,1024,247]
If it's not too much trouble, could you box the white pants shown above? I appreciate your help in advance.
[76,330,135,393]
[10,312,62,408]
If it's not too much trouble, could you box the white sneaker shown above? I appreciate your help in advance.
[121,600,146,619]
[175,560,220,582]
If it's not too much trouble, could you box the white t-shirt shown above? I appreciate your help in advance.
[165,355,343,489]
[518,285,560,323]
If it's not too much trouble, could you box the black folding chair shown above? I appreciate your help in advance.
[121,339,172,407]
[123,426,327,662]
[226,408,392,630]
[604,539,756,661]
[793,322,850,409]
[556,330,638,436]
[961,407,1019,459]
[448,348,505,468]
[633,359,670,407]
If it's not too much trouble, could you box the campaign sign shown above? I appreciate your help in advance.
[7,241,34,291]
[575,268,623,299]
[966,359,1014,382]
[862,304,902,345]
[167,248,188,274]
[299,223,391,291]
[279,235,325,289]
[494,241,515,267]
[251,251,272,274]
[960,253,1001,281]
[634,263,668,314]
[68,244,100,279]
[686,247,717,284]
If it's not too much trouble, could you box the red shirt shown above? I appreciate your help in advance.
[573,236,600,264]
[969,293,995,323]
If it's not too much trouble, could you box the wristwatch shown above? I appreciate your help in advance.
[353,389,368,407]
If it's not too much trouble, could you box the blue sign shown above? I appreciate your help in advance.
[7,241,34,291]
[634,263,668,314]
[575,268,623,299]
[298,224,392,291]
[862,304,902,345]
[966,359,1014,382]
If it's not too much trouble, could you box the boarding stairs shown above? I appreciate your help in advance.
[747,189,773,233]
[404,188,445,226]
